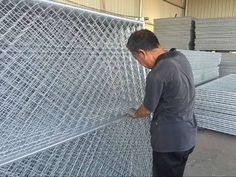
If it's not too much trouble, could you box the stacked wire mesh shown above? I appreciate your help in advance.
[0,0,152,176]
[179,50,221,85]
[195,74,236,135]
[154,17,195,50]
[195,18,236,51]
[219,53,236,76]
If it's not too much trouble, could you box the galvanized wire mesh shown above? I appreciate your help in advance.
[219,53,236,76]
[154,17,195,50]
[0,118,152,177]
[195,74,236,135]
[178,50,221,86]
[0,0,150,174]
[195,18,236,51]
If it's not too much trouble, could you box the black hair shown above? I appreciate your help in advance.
[126,29,160,53]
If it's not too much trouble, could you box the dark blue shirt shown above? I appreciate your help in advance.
[143,49,197,152]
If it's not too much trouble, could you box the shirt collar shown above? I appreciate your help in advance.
[155,48,177,65]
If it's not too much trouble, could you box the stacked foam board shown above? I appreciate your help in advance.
[195,18,236,51]
[195,74,236,135]
[179,50,221,85]
[219,53,236,76]
[154,17,195,50]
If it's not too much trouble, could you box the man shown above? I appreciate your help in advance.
[126,29,197,177]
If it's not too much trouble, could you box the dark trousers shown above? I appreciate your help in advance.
[152,147,194,177]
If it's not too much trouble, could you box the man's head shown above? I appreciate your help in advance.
[126,29,165,69]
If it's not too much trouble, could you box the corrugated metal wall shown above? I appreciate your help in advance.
[186,0,236,18]
[144,0,185,31]
[55,0,100,9]
[54,0,141,17]
[159,0,184,18]
[54,0,186,31]
[104,0,140,17]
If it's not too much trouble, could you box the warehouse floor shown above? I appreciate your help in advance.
[184,129,236,176]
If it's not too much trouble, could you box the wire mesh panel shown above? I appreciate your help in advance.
[195,74,236,135]
[154,17,195,50]
[0,0,149,173]
[219,53,236,76]
[178,50,221,86]
[195,18,236,51]
[0,118,152,177]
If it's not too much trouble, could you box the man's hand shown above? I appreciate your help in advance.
[127,104,151,118]
[127,108,137,118]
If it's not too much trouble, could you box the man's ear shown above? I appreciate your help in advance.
[136,49,146,59]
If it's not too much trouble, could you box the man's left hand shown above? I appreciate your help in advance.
[127,104,151,118]
[127,108,137,118]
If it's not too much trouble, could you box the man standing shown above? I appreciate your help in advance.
[126,29,197,177]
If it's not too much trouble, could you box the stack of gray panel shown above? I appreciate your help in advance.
[195,18,236,51]
[154,17,195,50]
[179,50,221,85]
[195,74,236,135]
[0,0,151,176]
[219,53,236,76]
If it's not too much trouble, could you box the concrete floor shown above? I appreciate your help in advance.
[184,129,236,176]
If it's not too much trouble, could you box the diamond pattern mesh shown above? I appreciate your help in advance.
[0,0,151,175]
[0,118,151,177]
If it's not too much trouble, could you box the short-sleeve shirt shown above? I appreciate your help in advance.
[143,48,197,152]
